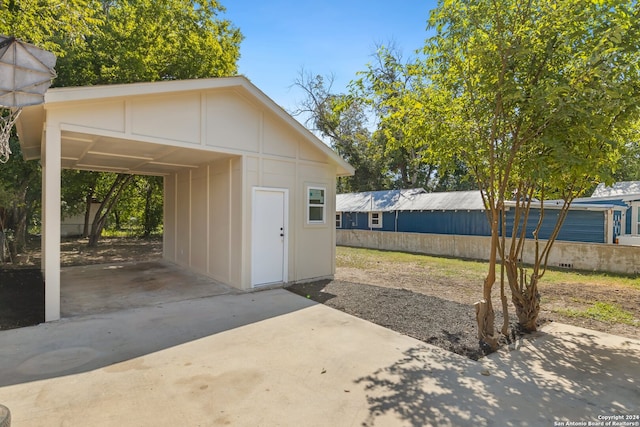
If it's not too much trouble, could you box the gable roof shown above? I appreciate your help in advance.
[337,189,486,212]
[16,76,354,176]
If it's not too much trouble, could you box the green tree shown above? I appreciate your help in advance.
[294,53,474,193]
[0,136,40,257]
[614,126,640,182]
[86,173,135,246]
[427,0,640,346]
[292,71,389,192]
[0,0,100,55]
[352,45,437,189]
[108,175,163,236]
[61,170,99,237]
[139,176,163,237]
[55,0,242,86]
[0,1,99,258]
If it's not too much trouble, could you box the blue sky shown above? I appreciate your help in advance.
[223,1,438,115]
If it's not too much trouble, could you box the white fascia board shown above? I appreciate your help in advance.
[505,201,618,211]
[44,77,242,104]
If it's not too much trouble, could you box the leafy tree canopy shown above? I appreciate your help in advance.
[295,46,475,193]
[425,0,640,341]
[427,0,640,203]
[292,71,390,193]
[55,0,242,86]
[0,0,101,55]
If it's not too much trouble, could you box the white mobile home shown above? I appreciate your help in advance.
[16,76,354,321]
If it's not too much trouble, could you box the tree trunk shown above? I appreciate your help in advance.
[504,258,540,332]
[500,283,510,337]
[0,230,5,262]
[143,182,153,237]
[87,174,134,247]
[88,226,101,247]
[476,207,500,350]
[8,179,32,256]
[512,274,540,332]
[11,206,28,256]
[114,209,121,230]
[82,191,94,238]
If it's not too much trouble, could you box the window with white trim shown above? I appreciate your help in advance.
[369,211,382,228]
[307,186,326,224]
[336,212,342,228]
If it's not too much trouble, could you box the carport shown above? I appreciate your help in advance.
[16,76,354,322]
[60,261,238,318]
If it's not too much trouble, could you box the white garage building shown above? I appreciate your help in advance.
[16,76,354,321]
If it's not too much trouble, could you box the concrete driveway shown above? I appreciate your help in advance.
[0,289,638,426]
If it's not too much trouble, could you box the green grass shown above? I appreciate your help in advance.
[336,246,488,279]
[336,246,640,290]
[100,228,163,238]
[542,269,640,290]
[556,302,638,326]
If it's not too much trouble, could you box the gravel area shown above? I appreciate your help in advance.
[287,280,512,360]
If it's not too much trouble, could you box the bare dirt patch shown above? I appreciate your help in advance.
[3,235,163,268]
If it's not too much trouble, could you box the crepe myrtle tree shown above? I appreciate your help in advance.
[426,0,640,348]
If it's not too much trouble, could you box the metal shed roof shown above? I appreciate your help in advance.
[337,188,623,213]
[336,189,486,212]
[590,181,640,200]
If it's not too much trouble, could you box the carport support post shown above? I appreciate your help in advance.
[42,125,61,321]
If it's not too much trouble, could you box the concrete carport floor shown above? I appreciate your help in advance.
[0,289,638,426]
[60,260,239,317]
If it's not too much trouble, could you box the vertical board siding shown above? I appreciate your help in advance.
[337,208,612,243]
[337,210,490,235]
[397,211,490,235]
[504,209,605,243]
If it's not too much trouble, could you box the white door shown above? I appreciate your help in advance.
[251,188,288,287]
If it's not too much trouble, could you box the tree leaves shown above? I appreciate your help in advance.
[426,0,640,335]
[54,0,242,86]
[0,0,101,56]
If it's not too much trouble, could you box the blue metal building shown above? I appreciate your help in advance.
[336,189,491,236]
[336,183,640,244]
[503,202,621,244]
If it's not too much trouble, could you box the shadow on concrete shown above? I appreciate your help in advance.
[355,346,493,426]
[354,325,640,426]
[285,279,337,304]
[0,289,317,387]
